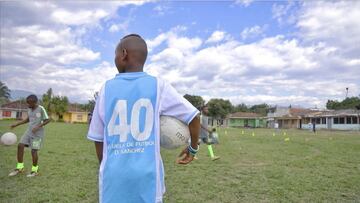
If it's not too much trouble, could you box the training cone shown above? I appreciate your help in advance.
[284,137,290,142]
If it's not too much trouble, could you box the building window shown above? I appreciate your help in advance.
[334,117,339,124]
[346,117,352,124]
[316,118,321,124]
[2,111,11,117]
[351,116,358,124]
[77,114,83,121]
[16,111,22,119]
[339,117,345,124]
[322,118,326,124]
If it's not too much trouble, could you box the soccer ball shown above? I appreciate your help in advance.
[1,132,17,146]
[160,116,190,149]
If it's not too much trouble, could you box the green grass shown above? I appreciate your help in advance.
[1,121,360,202]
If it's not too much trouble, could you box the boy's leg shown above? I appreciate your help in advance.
[27,149,39,177]
[27,137,42,177]
[207,144,214,158]
[31,149,38,166]
[207,144,220,161]
[9,142,27,176]
[17,143,25,163]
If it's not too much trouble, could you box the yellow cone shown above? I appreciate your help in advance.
[272,132,275,136]
[284,137,290,141]
[241,130,244,135]
[252,132,255,137]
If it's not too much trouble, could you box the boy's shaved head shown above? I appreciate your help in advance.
[115,34,148,73]
[26,94,38,103]
[26,94,38,109]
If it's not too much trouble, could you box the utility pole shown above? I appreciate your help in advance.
[346,87,349,98]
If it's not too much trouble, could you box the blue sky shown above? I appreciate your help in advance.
[1,1,359,108]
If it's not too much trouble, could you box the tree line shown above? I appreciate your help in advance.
[326,97,360,110]
[184,94,270,119]
[185,94,360,119]
[1,81,359,120]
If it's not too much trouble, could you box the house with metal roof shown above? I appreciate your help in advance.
[302,109,360,130]
[0,100,28,120]
[227,112,266,128]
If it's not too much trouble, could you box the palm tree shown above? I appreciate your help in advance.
[0,81,11,99]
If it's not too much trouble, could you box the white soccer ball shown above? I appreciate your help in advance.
[160,116,190,149]
[1,132,17,146]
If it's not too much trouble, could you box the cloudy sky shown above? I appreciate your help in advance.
[1,1,359,108]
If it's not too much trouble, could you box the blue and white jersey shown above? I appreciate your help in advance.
[87,72,199,203]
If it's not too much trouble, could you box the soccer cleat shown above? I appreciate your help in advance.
[8,168,24,177]
[211,156,220,161]
[26,171,39,177]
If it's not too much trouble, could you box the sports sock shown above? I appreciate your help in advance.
[16,162,24,170]
[207,145,215,158]
[31,165,39,173]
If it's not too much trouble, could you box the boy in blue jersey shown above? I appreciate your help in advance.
[87,34,200,203]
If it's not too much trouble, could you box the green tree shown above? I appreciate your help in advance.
[0,81,11,100]
[249,103,269,116]
[42,88,53,112]
[207,98,233,119]
[232,103,249,113]
[84,92,99,112]
[52,96,69,118]
[326,97,360,110]
[183,94,205,110]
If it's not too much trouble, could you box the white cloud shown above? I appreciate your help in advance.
[1,62,117,102]
[272,2,296,25]
[235,0,254,7]
[145,17,359,107]
[153,5,171,16]
[206,31,228,44]
[145,26,200,53]
[109,21,129,33]
[1,25,100,65]
[51,9,108,26]
[1,1,359,108]
[0,1,150,102]
[296,1,360,56]
[241,25,267,40]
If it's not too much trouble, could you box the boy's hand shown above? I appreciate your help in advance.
[32,126,41,133]
[177,147,194,165]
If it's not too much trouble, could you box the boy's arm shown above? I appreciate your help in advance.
[32,119,50,133]
[177,115,200,164]
[10,117,29,128]
[33,107,51,132]
[95,141,103,163]
[200,124,211,133]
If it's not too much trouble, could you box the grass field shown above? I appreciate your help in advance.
[1,120,360,202]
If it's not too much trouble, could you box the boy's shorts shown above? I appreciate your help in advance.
[20,130,44,150]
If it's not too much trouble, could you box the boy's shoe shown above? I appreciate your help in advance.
[212,156,220,161]
[8,168,24,177]
[26,171,39,177]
